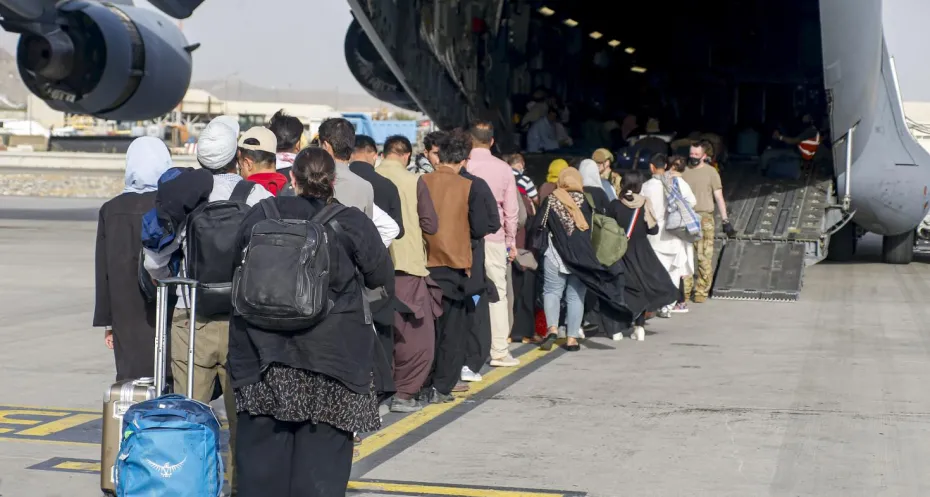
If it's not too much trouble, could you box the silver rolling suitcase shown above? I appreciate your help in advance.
[100,278,198,495]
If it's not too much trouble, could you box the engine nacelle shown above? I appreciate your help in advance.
[344,18,418,112]
[16,1,194,121]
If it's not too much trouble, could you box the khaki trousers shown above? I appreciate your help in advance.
[683,213,716,300]
[485,241,511,360]
[171,309,238,495]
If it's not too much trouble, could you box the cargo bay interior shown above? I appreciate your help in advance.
[512,0,838,301]
[344,0,842,301]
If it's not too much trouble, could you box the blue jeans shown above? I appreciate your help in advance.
[542,255,587,339]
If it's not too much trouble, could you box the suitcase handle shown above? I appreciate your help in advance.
[156,277,199,287]
[154,278,199,398]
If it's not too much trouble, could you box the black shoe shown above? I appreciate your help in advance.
[539,333,558,351]
[428,388,455,404]
[563,343,581,352]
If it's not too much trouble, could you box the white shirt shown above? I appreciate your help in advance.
[371,204,399,247]
[527,119,560,153]
[641,175,697,283]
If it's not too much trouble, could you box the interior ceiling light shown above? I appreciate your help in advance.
[631,66,647,73]
[589,31,603,39]
[538,6,555,16]
[563,18,578,27]
[607,39,621,48]
[625,47,636,54]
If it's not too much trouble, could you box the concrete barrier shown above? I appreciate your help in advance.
[0,151,198,171]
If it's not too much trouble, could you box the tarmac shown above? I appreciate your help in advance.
[3,195,930,497]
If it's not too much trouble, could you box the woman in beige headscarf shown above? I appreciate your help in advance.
[606,170,679,341]
[536,168,590,352]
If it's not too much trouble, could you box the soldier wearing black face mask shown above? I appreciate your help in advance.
[680,140,735,304]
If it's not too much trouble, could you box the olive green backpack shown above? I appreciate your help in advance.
[583,193,627,266]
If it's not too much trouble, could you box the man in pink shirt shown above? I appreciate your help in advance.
[466,121,520,368]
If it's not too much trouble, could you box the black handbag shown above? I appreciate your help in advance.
[529,200,552,254]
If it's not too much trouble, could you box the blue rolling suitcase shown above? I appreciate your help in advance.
[115,278,224,497]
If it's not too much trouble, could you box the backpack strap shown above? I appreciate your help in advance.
[583,192,596,210]
[230,180,256,203]
[312,202,373,325]
[627,208,641,239]
[259,198,281,220]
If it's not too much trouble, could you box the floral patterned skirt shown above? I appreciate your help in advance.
[234,363,380,434]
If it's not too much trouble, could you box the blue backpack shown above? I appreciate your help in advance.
[115,394,224,497]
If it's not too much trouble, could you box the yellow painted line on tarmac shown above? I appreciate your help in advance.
[35,459,580,496]
[0,409,69,425]
[0,436,97,448]
[354,347,554,463]
[17,413,100,436]
[54,460,100,472]
[0,404,99,413]
[347,480,570,496]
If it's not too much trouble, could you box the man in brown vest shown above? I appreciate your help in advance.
[420,130,497,403]
[376,135,442,412]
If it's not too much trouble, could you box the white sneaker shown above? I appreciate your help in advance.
[633,326,645,341]
[611,331,624,341]
[490,355,520,367]
[557,326,567,338]
[460,366,482,382]
[578,328,586,339]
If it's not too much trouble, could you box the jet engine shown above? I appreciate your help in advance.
[344,18,418,111]
[15,1,195,121]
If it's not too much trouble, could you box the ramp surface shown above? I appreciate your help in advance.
[711,162,833,301]
[713,240,806,301]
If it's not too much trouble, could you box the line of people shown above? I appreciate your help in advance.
[93,111,732,496]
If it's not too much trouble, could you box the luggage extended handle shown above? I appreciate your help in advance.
[156,277,199,288]
[154,278,199,399]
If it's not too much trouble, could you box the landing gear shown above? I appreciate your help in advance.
[882,230,915,264]
[827,221,857,262]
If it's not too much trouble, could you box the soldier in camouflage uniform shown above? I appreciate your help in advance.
[681,140,736,303]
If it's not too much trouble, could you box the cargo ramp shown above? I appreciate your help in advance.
[711,162,834,302]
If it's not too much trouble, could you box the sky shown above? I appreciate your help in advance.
[0,0,928,99]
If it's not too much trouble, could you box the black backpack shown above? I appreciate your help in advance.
[184,180,256,317]
[232,198,371,331]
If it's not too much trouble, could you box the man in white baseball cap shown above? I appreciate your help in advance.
[170,115,271,496]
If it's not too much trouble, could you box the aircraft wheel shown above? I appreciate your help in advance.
[882,230,915,265]
[827,222,856,262]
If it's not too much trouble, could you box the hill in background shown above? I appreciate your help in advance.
[190,78,394,111]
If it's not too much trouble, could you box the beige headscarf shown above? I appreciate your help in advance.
[550,168,589,233]
[620,192,658,229]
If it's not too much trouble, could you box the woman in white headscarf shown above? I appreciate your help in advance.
[578,158,610,212]
[94,137,173,380]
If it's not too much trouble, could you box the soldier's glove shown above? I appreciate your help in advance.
[722,220,737,238]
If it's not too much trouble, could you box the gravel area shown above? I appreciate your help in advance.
[0,172,124,198]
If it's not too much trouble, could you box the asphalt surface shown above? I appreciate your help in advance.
[3,196,930,497]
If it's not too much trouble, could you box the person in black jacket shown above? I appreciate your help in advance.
[94,136,173,380]
[459,166,501,384]
[229,147,394,497]
[606,170,679,342]
[420,130,497,403]
[350,134,405,236]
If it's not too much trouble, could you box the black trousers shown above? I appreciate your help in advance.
[430,297,470,395]
[235,414,353,497]
[376,322,394,372]
[509,267,538,342]
[464,295,490,373]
